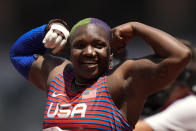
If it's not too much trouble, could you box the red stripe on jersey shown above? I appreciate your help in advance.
[43,69,132,131]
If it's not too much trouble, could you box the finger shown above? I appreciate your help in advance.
[55,35,63,45]
[44,32,54,48]
[116,30,123,40]
[112,29,122,40]
[47,32,58,48]
[52,39,67,54]
[50,24,70,39]
[43,30,53,44]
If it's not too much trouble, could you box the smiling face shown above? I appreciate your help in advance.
[70,24,111,82]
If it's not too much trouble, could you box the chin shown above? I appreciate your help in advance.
[83,71,100,80]
[78,69,103,81]
[74,64,107,81]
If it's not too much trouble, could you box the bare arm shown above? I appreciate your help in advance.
[29,21,70,91]
[109,22,191,126]
[111,22,191,97]
[29,54,69,91]
[134,120,153,131]
[10,19,70,92]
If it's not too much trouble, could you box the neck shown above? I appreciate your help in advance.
[74,74,96,86]
[71,78,89,93]
[74,79,90,86]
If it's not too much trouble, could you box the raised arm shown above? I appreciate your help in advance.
[10,19,70,91]
[111,22,191,96]
[109,22,192,125]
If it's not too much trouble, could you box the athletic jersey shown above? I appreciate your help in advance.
[144,95,196,131]
[43,69,133,131]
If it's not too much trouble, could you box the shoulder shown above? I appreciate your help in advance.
[112,58,157,80]
[107,59,153,93]
[144,95,196,130]
[108,58,157,91]
[46,55,71,86]
[134,120,153,131]
[146,95,196,120]
[29,54,71,91]
[106,60,137,109]
[170,95,196,111]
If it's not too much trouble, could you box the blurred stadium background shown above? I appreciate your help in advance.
[0,0,195,130]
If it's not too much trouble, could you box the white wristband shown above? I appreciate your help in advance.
[50,24,70,38]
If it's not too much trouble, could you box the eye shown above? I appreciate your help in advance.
[73,42,86,49]
[94,42,106,49]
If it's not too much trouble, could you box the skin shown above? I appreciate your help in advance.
[69,24,112,83]
[134,120,153,131]
[29,22,191,128]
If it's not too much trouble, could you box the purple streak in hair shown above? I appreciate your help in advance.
[90,18,111,33]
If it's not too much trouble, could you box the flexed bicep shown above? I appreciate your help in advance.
[118,58,167,97]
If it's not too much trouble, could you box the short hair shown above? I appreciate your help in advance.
[70,18,111,38]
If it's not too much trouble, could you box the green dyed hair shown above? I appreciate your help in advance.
[70,18,111,36]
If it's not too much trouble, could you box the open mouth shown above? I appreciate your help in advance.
[80,62,98,68]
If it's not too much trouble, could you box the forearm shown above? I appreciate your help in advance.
[132,22,191,59]
[10,25,47,79]
[10,18,69,82]
[112,22,192,92]
[132,22,192,90]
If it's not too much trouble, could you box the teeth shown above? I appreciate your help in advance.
[84,63,96,64]
[82,62,96,64]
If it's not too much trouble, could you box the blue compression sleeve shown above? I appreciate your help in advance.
[10,25,47,79]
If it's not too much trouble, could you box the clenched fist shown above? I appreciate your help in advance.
[110,22,135,53]
[43,23,70,54]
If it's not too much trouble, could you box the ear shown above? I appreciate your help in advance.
[109,53,113,69]
[110,52,113,61]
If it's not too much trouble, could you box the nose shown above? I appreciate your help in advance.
[83,45,96,57]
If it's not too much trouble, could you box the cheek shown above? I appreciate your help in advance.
[101,48,110,60]
[98,50,110,67]
[98,48,109,56]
